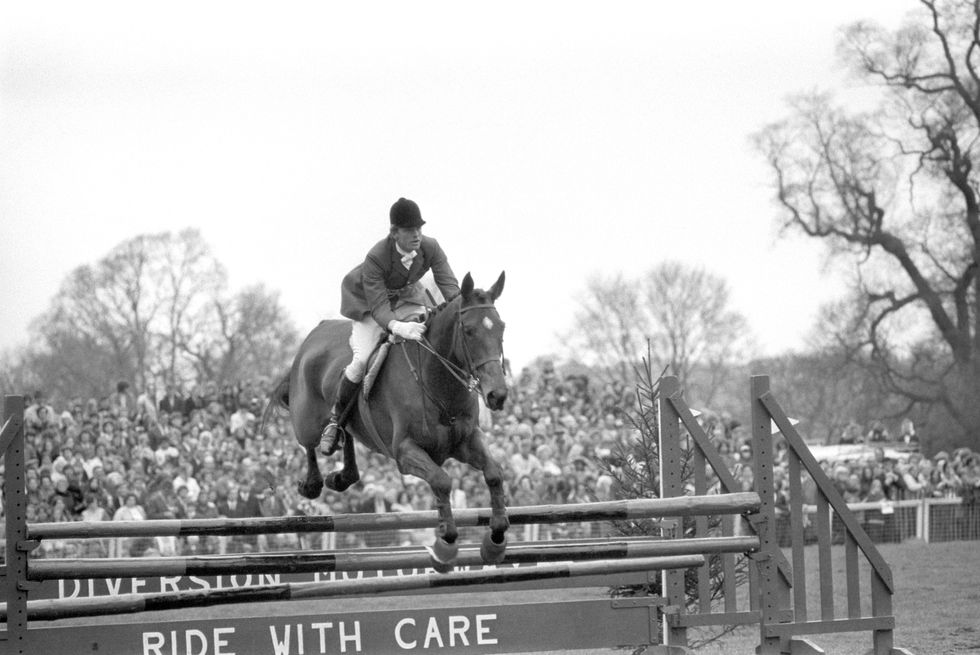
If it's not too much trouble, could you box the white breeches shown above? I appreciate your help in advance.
[345,318,386,383]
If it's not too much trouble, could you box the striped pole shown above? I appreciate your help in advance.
[27,493,761,540]
[5,555,705,622]
[29,536,759,580]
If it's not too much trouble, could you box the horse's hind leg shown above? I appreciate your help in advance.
[455,432,510,564]
[324,428,360,492]
[395,439,458,571]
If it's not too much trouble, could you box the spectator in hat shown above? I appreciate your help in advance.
[320,197,460,455]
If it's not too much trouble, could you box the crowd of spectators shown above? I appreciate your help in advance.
[3,362,980,560]
[699,418,980,505]
[2,362,636,558]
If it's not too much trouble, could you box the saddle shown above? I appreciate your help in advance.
[361,336,394,398]
[346,333,408,460]
[362,304,427,397]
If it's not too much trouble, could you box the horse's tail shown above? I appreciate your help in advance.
[259,372,291,435]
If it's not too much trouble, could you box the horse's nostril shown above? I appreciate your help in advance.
[486,390,507,410]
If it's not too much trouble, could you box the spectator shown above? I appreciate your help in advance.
[172,461,201,504]
[111,493,147,557]
[866,421,889,443]
[108,380,136,420]
[136,382,159,428]
[879,459,906,500]
[25,391,56,432]
[510,438,541,479]
[54,466,86,518]
[158,384,184,416]
[144,474,179,520]
[229,403,256,439]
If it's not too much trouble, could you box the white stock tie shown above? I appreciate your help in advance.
[401,251,416,270]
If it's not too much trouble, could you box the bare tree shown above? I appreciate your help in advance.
[181,284,298,385]
[567,261,753,406]
[754,0,980,449]
[7,230,298,399]
[157,229,226,386]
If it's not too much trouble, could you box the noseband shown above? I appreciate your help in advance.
[455,303,506,377]
[404,300,505,398]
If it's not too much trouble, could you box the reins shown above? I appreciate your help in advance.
[398,300,504,434]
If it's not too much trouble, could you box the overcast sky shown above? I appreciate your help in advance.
[0,1,919,371]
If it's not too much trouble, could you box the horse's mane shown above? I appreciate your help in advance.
[424,292,462,325]
[424,285,497,325]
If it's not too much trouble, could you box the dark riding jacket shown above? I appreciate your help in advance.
[340,235,460,328]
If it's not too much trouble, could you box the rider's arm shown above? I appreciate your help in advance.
[362,244,399,329]
[423,237,460,300]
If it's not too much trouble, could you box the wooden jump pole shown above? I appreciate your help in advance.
[28,536,760,580]
[3,555,705,622]
[27,492,762,540]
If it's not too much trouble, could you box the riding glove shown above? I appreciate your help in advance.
[388,320,427,341]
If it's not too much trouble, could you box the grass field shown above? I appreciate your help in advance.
[689,540,980,655]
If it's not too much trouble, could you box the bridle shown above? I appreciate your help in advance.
[399,299,505,424]
[454,302,506,379]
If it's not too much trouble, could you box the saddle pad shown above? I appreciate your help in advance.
[361,339,391,397]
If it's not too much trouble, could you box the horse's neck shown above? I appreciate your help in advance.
[422,303,468,402]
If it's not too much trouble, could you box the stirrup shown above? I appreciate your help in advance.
[319,419,344,456]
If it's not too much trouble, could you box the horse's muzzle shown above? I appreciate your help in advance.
[485,388,508,411]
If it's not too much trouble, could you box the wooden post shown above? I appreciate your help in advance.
[750,376,791,655]
[658,375,688,648]
[1,396,29,654]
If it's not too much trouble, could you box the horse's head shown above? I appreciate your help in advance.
[456,271,508,411]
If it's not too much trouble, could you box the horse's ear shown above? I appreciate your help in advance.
[461,273,474,298]
[488,271,505,301]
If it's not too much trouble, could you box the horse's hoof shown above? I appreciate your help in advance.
[297,479,323,500]
[429,537,458,573]
[324,471,347,492]
[431,558,454,574]
[480,531,507,564]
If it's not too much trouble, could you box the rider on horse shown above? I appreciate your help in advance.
[320,197,461,454]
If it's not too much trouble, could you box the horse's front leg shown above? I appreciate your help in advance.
[454,429,509,564]
[394,439,458,571]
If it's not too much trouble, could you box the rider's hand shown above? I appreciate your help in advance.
[388,320,427,341]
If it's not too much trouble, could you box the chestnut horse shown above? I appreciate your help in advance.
[265,272,510,568]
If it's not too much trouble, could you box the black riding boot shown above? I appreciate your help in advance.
[319,376,360,455]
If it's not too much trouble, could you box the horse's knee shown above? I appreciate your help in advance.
[429,470,452,501]
[482,462,504,488]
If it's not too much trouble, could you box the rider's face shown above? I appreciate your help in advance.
[393,226,422,253]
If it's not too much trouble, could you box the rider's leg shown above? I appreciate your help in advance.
[319,318,385,454]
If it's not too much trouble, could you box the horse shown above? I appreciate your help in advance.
[265,272,510,569]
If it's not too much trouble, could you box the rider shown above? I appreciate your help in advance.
[320,197,460,454]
